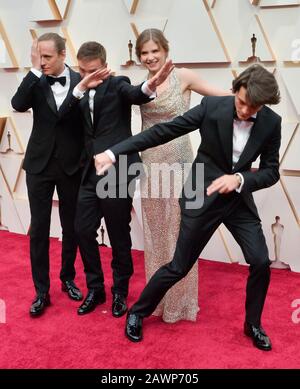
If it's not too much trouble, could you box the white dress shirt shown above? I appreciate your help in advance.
[31,66,70,110]
[232,114,257,192]
[88,89,96,123]
[233,119,254,167]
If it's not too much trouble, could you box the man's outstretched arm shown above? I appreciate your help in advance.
[94,98,208,175]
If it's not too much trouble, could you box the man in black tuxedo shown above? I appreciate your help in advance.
[11,33,85,317]
[95,64,281,350]
[72,42,173,318]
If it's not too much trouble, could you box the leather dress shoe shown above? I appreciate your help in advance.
[62,280,83,301]
[77,289,106,315]
[125,312,143,342]
[244,322,272,351]
[112,293,127,318]
[30,293,50,317]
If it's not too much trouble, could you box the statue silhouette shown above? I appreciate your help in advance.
[128,40,133,62]
[246,33,261,63]
[270,216,289,269]
[99,225,107,247]
[122,39,136,66]
[251,33,257,58]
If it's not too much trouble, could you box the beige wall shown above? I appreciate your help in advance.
[0,0,299,270]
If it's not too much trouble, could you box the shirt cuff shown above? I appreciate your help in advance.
[30,68,43,78]
[73,85,86,99]
[105,149,116,163]
[235,173,244,193]
[141,81,156,98]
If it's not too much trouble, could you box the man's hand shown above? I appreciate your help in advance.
[77,66,111,92]
[94,152,114,176]
[147,59,174,91]
[207,174,240,196]
[31,39,41,70]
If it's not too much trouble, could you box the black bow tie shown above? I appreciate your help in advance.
[46,75,66,86]
[234,112,256,123]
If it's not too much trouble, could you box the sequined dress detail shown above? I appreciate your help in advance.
[140,70,199,322]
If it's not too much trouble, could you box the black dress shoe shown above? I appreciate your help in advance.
[125,312,143,342]
[112,293,127,318]
[244,322,272,351]
[77,289,106,315]
[62,280,83,301]
[30,293,50,317]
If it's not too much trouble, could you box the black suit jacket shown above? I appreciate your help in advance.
[11,66,84,175]
[77,75,152,183]
[110,96,281,217]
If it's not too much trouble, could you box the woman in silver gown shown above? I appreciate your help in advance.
[136,29,230,322]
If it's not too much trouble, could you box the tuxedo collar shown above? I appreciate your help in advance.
[91,77,111,129]
[80,78,111,131]
[216,97,267,172]
[40,75,57,115]
[40,64,75,116]
[233,107,268,172]
[58,67,79,115]
[217,97,235,171]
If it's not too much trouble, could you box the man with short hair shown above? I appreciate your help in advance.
[95,64,281,350]
[72,41,173,318]
[11,33,86,316]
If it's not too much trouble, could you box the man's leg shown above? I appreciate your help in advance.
[224,204,270,327]
[130,210,222,318]
[26,172,55,295]
[75,174,107,314]
[224,201,272,350]
[75,176,104,291]
[101,194,134,298]
[100,181,134,318]
[56,165,82,283]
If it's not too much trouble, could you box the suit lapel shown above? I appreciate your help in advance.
[80,93,93,131]
[40,75,58,116]
[93,77,111,129]
[217,97,235,172]
[58,67,78,115]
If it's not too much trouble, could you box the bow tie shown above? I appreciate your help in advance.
[234,112,256,123]
[46,75,66,86]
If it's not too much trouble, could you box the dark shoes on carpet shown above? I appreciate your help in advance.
[244,322,272,351]
[123,316,272,348]
[125,312,143,342]
[61,280,83,301]
[77,289,106,315]
[30,293,50,317]
[112,293,127,318]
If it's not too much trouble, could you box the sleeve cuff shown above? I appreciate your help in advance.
[141,81,156,98]
[30,68,43,78]
[105,149,116,163]
[235,173,244,193]
[73,85,86,99]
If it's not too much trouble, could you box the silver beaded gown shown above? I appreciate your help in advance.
[139,70,199,322]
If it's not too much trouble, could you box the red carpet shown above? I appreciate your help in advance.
[0,230,300,369]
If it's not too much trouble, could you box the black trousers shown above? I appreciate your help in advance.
[131,193,271,327]
[26,157,82,294]
[75,169,134,297]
